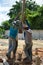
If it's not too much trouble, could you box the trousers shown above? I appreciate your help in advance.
[24,30,32,61]
[7,37,18,57]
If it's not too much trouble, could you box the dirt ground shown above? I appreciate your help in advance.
[0,39,43,56]
[0,39,43,65]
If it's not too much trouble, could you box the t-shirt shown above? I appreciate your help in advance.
[9,27,18,39]
[25,30,32,48]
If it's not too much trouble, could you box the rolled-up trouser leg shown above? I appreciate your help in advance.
[24,47,31,61]
[6,38,12,57]
[13,40,18,56]
[7,38,16,57]
[24,45,32,61]
[27,46,32,61]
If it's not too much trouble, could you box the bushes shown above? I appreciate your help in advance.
[0,28,5,38]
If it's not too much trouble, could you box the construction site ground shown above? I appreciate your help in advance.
[0,39,43,65]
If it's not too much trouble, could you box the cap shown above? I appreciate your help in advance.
[12,21,17,26]
[13,21,16,24]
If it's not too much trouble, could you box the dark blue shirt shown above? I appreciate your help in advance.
[24,20,30,37]
[25,20,30,29]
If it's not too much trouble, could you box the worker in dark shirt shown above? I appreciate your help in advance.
[23,20,32,62]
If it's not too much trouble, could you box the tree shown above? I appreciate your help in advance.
[2,20,10,30]
[28,6,43,29]
[26,0,40,11]
[6,0,43,29]
[0,28,5,38]
[7,1,21,21]
[7,0,39,23]
[25,8,40,29]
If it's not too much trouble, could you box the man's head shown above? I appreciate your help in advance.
[12,21,17,28]
[12,20,21,29]
[12,21,16,25]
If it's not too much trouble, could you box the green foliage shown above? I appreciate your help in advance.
[0,28,5,38]
[8,1,21,20]
[7,0,38,22]
[30,6,43,29]
[26,0,40,11]
[1,0,43,30]
[2,20,10,30]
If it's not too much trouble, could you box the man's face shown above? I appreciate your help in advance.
[13,20,22,29]
[13,23,16,28]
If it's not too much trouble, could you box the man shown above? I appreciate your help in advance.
[6,20,18,60]
[23,20,32,62]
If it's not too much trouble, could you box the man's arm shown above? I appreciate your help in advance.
[14,12,21,21]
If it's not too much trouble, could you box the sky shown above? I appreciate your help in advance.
[0,0,43,25]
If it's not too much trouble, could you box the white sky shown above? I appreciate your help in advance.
[0,0,43,25]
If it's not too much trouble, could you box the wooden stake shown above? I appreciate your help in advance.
[21,0,26,23]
